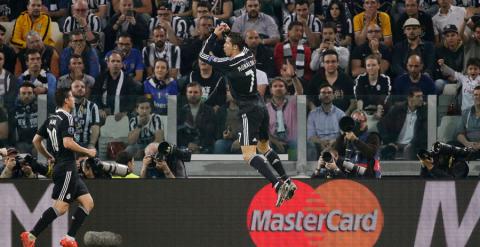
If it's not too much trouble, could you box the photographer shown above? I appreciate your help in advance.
[0,148,48,178]
[140,142,188,179]
[78,154,133,179]
[417,142,473,178]
[311,149,346,179]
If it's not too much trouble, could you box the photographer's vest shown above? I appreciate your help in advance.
[349,130,382,178]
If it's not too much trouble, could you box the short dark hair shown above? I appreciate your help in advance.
[115,151,133,165]
[186,81,202,90]
[322,22,337,33]
[136,96,153,108]
[295,0,308,6]
[25,49,41,60]
[227,32,245,50]
[0,24,5,33]
[197,0,211,9]
[288,21,303,31]
[466,58,480,69]
[55,88,71,107]
[157,1,172,10]
[408,86,423,97]
[70,54,83,62]
[475,85,480,91]
[19,82,36,90]
[117,32,132,42]
[154,58,170,70]
[322,49,338,62]
[319,83,333,92]
[270,77,287,87]
[107,50,123,62]
[70,29,85,39]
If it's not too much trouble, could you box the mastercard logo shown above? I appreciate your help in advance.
[246,180,384,247]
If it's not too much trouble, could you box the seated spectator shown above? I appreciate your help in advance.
[10,0,55,51]
[393,54,436,96]
[92,51,141,121]
[177,82,216,154]
[214,85,241,154]
[106,33,144,82]
[188,1,221,37]
[378,87,427,160]
[148,2,188,46]
[456,86,480,151]
[434,24,464,94]
[392,18,436,78]
[244,29,276,78]
[14,31,60,78]
[354,55,391,119]
[278,60,304,95]
[41,0,69,22]
[0,0,27,21]
[192,0,233,21]
[432,0,465,46]
[58,54,96,90]
[143,26,181,79]
[71,80,100,149]
[0,51,17,109]
[17,49,57,113]
[393,0,435,43]
[179,58,227,110]
[351,23,391,78]
[60,30,100,78]
[104,0,149,52]
[283,0,322,48]
[324,0,353,47]
[438,58,480,111]
[87,0,108,19]
[461,12,480,71]
[231,0,280,46]
[8,83,38,153]
[266,77,297,155]
[0,24,17,74]
[112,0,152,20]
[308,49,355,114]
[353,0,392,47]
[310,22,350,72]
[307,84,345,161]
[63,0,102,49]
[140,142,180,178]
[274,21,312,81]
[166,0,192,17]
[143,58,178,115]
[126,96,164,158]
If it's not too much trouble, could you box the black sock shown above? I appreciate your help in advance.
[249,155,279,186]
[265,149,288,180]
[67,206,89,238]
[31,207,59,237]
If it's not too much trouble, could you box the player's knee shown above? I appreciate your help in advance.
[257,140,270,154]
[242,152,255,163]
[241,145,257,163]
[53,202,69,215]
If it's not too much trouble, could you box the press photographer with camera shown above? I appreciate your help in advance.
[140,142,189,178]
[0,148,49,178]
[417,142,475,178]
[311,149,346,178]
[78,153,134,179]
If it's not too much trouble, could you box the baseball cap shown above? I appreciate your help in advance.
[403,18,421,28]
[442,24,458,34]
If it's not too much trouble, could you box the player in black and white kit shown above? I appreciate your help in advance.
[21,88,97,247]
[199,24,296,207]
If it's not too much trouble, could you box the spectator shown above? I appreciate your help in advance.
[274,21,313,81]
[0,51,17,109]
[353,0,393,47]
[177,82,216,154]
[393,54,436,96]
[392,18,436,77]
[126,96,164,158]
[17,49,57,113]
[10,0,55,51]
[213,84,241,154]
[0,0,27,21]
[0,24,17,74]
[143,58,178,115]
[283,0,322,48]
[71,80,100,149]
[378,87,427,160]
[58,54,96,90]
[180,58,227,110]
[231,0,280,46]
[166,0,192,17]
[432,0,465,46]
[278,60,304,95]
[460,12,480,71]
[188,1,221,37]
[148,2,188,46]
[434,24,464,94]
[112,0,152,19]
[310,22,350,72]
[351,23,391,78]
[104,0,149,52]
[14,31,60,78]
[192,0,232,21]
[266,77,297,155]
[60,30,101,78]
[456,86,480,151]
[394,0,435,43]
[324,0,353,47]
[9,83,38,153]
[307,84,345,161]
[92,51,141,121]
[244,29,276,78]
[41,0,69,22]
[143,25,181,79]
[308,49,356,114]
[63,0,102,49]
[106,33,144,82]
[87,0,108,19]
[140,142,179,178]
[354,55,391,119]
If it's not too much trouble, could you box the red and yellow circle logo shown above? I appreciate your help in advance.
[246,180,384,247]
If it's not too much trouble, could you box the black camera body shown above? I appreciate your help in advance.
[11,153,47,178]
[80,157,129,178]
[417,142,475,178]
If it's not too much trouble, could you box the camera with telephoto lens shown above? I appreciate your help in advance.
[157,142,191,161]
[13,153,47,175]
[338,116,360,160]
[320,151,366,177]
[80,157,129,178]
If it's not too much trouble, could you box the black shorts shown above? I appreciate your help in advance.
[52,163,89,203]
[238,100,269,146]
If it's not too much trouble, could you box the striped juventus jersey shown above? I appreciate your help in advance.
[63,13,102,33]
[37,109,76,162]
[129,113,163,144]
[142,42,181,70]
[283,13,322,41]
[169,0,190,14]
[87,0,107,13]
[148,16,189,39]
[72,99,100,147]
[199,33,259,101]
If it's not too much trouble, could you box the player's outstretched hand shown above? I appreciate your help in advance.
[87,148,97,158]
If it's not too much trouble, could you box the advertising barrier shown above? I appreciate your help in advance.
[1,179,479,247]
